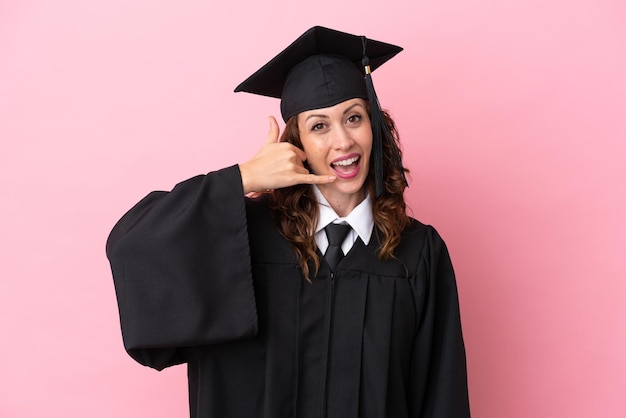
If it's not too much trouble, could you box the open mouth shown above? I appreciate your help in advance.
[331,155,361,178]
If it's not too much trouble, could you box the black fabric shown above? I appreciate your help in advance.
[279,54,368,122]
[106,165,471,418]
[234,26,402,121]
[324,223,351,273]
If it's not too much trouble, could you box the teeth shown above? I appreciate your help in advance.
[332,156,359,166]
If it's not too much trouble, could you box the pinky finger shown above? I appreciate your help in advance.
[301,174,336,184]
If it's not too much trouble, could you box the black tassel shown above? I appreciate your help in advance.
[361,37,408,197]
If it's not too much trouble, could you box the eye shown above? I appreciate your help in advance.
[311,122,326,131]
[347,114,362,124]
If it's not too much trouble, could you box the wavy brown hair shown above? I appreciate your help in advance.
[271,104,410,279]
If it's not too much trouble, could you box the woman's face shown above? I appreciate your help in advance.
[298,98,372,209]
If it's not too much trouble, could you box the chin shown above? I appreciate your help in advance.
[336,178,367,196]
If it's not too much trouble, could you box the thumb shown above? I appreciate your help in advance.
[264,116,280,144]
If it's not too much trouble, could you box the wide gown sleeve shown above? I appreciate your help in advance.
[106,165,258,371]
[409,226,471,417]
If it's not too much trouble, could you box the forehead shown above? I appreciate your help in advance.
[298,98,367,120]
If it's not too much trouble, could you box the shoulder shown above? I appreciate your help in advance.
[402,217,445,245]
[394,217,449,267]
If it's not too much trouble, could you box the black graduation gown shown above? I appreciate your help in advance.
[106,165,470,418]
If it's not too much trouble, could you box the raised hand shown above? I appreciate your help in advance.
[239,116,336,194]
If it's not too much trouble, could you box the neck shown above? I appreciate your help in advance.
[317,187,365,217]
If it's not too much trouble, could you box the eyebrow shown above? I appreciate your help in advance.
[304,102,365,123]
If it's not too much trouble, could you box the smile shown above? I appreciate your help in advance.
[332,156,359,167]
[330,154,361,179]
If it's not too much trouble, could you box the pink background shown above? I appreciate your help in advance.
[1,0,624,417]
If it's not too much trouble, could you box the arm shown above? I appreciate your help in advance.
[409,227,471,417]
[106,117,336,371]
[106,166,257,370]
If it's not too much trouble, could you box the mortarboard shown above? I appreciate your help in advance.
[235,26,407,196]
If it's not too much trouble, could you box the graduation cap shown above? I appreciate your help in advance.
[235,26,407,196]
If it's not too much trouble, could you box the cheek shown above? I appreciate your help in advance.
[304,149,324,170]
[299,144,317,170]
[301,137,324,164]
[360,131,373,157]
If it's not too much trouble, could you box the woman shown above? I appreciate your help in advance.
[107,26,470,417]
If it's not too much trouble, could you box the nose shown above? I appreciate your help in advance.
[331,126,355,150]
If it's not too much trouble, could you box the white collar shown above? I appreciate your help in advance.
[313,185,374,245]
